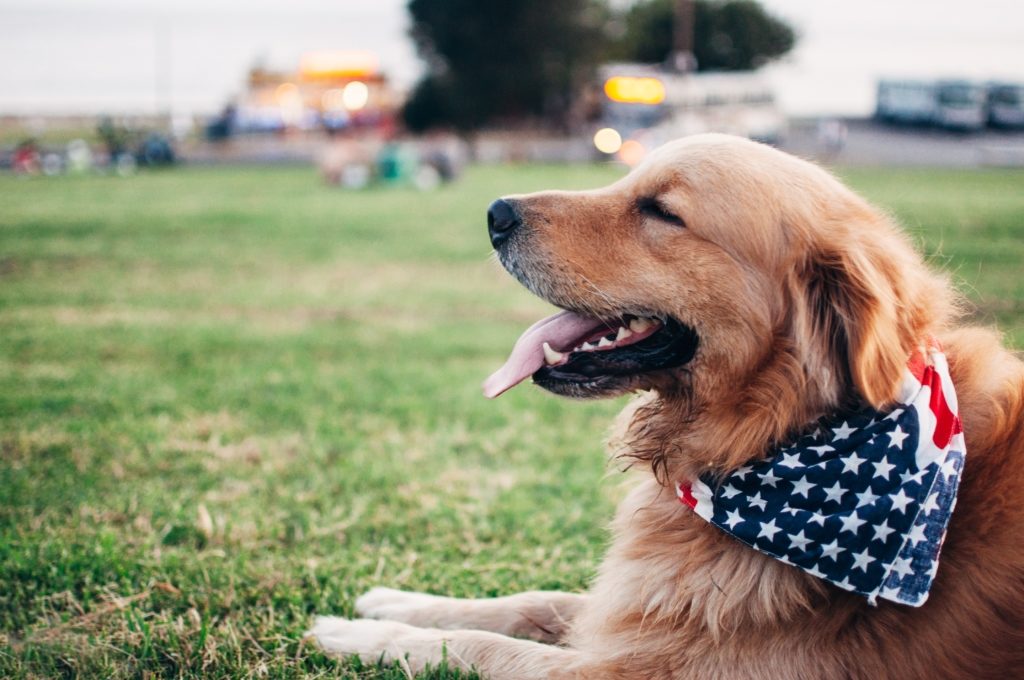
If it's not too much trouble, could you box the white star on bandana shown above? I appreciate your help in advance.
[832,421,857,440]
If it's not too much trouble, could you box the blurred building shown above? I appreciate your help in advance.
[225,50,400,135]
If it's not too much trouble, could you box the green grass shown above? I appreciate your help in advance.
[1,162,1022,678]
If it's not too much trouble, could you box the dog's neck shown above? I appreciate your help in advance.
[620,339,844,484]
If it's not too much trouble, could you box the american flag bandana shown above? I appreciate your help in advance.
[677,342,965,606]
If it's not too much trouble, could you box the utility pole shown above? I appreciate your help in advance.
[672,0,697,73]
[154,17,172,129]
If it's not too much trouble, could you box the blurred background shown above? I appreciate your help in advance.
[2,2,1023,678]
[4,0,1024,172]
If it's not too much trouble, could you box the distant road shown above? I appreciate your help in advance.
[781,118,1024,168]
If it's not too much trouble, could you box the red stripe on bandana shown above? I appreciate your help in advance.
[922,365,963,449]
[908,339,962,450]
[677,482,698,509]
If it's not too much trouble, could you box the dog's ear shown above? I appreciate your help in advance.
[800,213,944,410]
[805,244,907,408]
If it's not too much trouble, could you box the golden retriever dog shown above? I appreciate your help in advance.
[310,134,1024,679]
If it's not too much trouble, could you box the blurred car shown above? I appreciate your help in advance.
[987,82,1024,129]
[136,133,175,167]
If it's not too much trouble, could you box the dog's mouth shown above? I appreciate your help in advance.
[483,310,699,399]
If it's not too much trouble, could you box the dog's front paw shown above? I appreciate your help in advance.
[307,616,417,664]
[355,587,444,621]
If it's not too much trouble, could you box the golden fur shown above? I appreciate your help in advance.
[311,135,1024,679]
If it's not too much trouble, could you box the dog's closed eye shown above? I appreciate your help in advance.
[637,197,686,228]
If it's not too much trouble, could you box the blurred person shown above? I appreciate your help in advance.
[41,153,63,176]
[817,117,848,159]
[136,133,175,167]
[66,139,94,174]
[376,139,418,185]
[97,116,128,162]
[206,103,238,142]
[319,128,380,189]
[12,139,41,175]
[420,130,466,183]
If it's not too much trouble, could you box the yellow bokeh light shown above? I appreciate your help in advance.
[604,76,666,105]
[275,82,300,104]
[342,81,369,111]
[593,127,622,154]
[618,139,647,166]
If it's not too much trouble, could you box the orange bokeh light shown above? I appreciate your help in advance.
[617,139,647,166]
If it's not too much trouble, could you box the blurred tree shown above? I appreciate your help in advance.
[402,0,609,132]
[611,0,796,71]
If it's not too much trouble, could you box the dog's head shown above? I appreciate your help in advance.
[485,135,955,475]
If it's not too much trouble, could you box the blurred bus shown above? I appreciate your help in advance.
[590,64,785,165]
[876,79,987,131]
[987,82,1024,129]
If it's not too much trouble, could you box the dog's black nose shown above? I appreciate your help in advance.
[487,198,521,249]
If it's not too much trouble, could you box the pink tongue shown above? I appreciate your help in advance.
[482,310,606,398]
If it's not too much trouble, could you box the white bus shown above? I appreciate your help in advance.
[987,82,1024,129]
[876,79,987,131]
[591,63,786,165]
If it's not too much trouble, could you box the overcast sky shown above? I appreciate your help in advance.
[1,0,1022,116]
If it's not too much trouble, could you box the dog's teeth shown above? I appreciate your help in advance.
[542,342,565,365]
[581,342,596,351]
[630,318,654,333]
[598,336,613,347]
[615,326,632,341]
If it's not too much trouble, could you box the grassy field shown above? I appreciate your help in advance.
[1,162,1022,678]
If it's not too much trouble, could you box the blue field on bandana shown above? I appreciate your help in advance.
[693,401,964,606]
